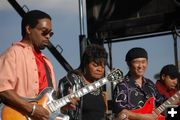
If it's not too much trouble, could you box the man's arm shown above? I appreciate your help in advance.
[0,90,50,120]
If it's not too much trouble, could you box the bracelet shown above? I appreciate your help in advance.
[30,104,36,116]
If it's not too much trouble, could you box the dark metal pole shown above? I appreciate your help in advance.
[47,42,73,72]
[172,29,180,90]
[78,0,87,59]
[172,30,179,69]
[7,0,26,17]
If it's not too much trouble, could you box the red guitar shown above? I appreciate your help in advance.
[131,90,180,120]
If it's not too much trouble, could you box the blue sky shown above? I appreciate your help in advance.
[0,0,180,93]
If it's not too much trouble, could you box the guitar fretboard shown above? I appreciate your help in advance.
[47,68,123,112]
[48,77,108,112]
[156,90,180,114]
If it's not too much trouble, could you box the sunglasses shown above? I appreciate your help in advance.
[35,27,54,38]
[41,30,54,38]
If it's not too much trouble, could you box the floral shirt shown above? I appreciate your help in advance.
[112,73,164,114]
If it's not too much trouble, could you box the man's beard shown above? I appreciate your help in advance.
[39,45,46,50]
[39,44,48,50]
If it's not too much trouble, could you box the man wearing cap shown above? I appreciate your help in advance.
[155,64,179,100]
[112,47,164,120]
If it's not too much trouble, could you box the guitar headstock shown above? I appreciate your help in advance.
[107,69,123,82]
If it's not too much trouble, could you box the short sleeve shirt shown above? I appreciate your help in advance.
[112,74,164,114]
[0,41,56,98]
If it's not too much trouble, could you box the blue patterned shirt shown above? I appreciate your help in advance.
[112,73,164,114]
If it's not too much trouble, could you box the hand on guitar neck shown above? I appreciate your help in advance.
[115,109,158,120]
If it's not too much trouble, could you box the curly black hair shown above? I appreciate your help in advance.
[79,44,108,73]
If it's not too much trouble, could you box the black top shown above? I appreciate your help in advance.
[58,71,106,120]
[82,92,105,120]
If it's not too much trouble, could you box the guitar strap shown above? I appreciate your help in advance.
[44,61,53,87]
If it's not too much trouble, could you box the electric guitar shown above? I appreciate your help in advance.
[131,90,180,120]
[1,69,123,120]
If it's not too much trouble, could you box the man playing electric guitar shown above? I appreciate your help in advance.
[0,10,78,120]
[112,47,165,120]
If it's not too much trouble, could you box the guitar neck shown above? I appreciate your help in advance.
[49,77,108,112]
[47,68,123,112]
[156,90,180,114]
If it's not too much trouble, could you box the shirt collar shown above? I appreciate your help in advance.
[12,40,47,59]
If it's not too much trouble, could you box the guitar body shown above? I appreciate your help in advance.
[1,87,60,120]
[2,106,27,120]
[131,97,155,114]
[131,97,165,120]
[157,116,165,120]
